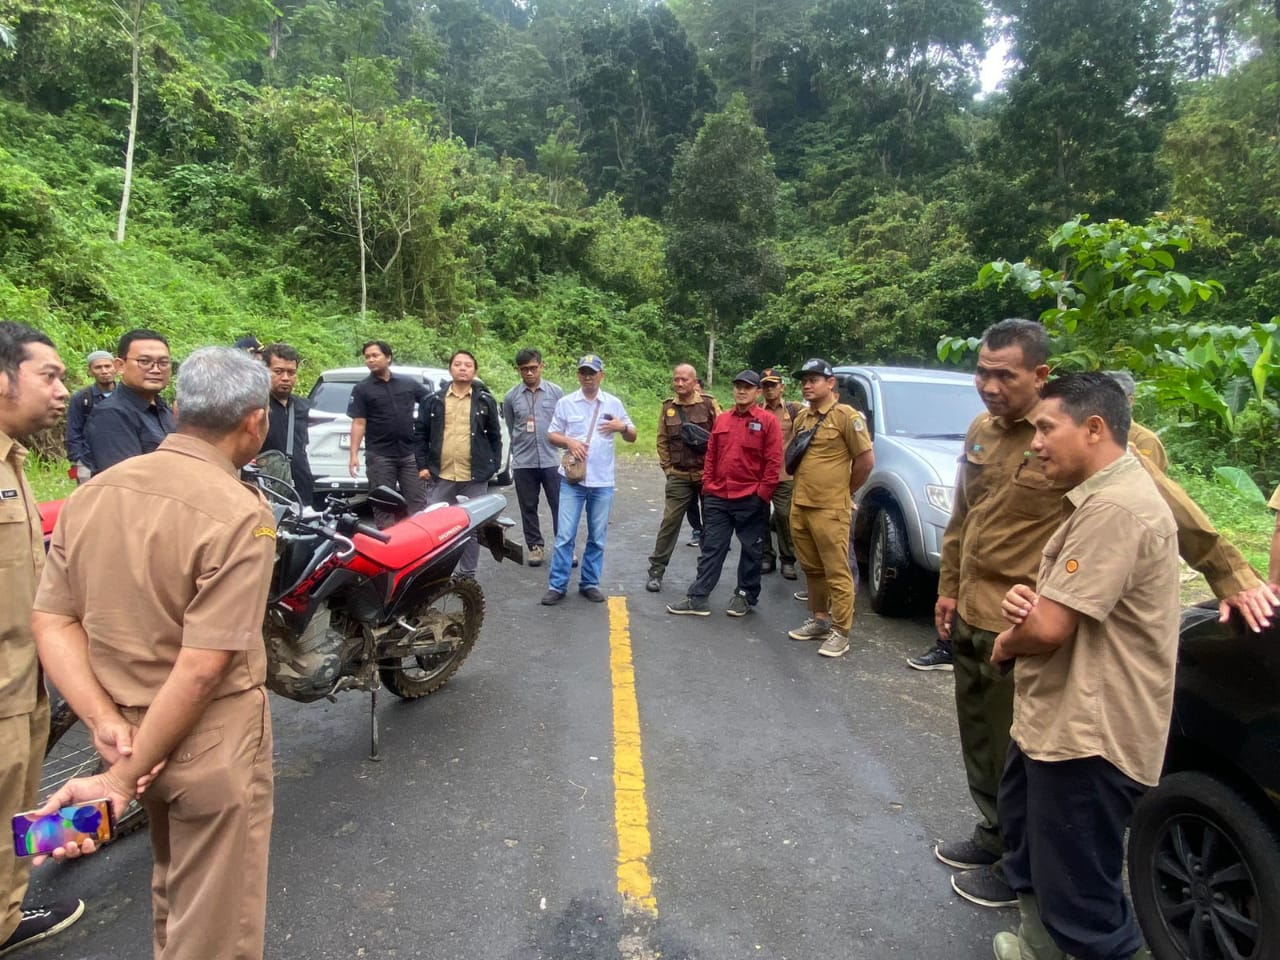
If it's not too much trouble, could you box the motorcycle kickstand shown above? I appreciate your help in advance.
[368,683,382,762]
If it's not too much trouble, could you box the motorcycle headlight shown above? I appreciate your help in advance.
[925,484,954,514]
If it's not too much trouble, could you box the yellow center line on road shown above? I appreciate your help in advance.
[608,595,658,916]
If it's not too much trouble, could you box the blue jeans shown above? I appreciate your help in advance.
[548,481,614,593]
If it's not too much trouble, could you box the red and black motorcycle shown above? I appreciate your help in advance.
[260,482,521,756]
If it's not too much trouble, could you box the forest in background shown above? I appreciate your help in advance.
[3,0,1280,547]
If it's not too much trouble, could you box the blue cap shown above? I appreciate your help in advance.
[577,354,604,373]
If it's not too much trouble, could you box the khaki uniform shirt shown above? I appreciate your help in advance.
[1128,420,1168,473]
[0,431,43,719]
[1012,454,1180,786]
[657,393,720,479]
[34,434,276,708]
[762,398,801,481]
[791,398,873,510]
[439,384,473,483]
[940,413,1259,634]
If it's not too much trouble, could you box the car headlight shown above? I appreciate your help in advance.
[925,484,954,514]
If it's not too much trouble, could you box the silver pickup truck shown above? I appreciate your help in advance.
[833,365,985,616]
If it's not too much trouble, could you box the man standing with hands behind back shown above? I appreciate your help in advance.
[0,321,81,956]
[32,347,279,960]
[347,340,430,528]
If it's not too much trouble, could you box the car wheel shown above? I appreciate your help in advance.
[1128,770,1280,960]
[868,505,913,616]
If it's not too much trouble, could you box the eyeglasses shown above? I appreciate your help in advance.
[518,364,541,373]
[128,356,171,370]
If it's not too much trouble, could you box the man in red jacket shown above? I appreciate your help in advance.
[667,371,782,618]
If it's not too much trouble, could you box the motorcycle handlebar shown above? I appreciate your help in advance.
[356,522,391,543]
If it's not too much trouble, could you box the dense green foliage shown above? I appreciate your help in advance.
[2,0,1280,513]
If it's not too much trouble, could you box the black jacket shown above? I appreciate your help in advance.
[417,384,503,482]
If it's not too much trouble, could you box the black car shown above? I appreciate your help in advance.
[1127,602,1280,960]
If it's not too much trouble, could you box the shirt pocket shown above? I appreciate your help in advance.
[0,500,32,570]
[1007,456,1060,519]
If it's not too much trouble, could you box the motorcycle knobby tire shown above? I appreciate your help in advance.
[378,577,485,700]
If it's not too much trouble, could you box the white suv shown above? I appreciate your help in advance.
[307,365,511,505]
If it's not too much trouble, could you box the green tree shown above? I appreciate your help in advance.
[665,93,781,384]
[574,3,716,216]
[969,0,1177,257]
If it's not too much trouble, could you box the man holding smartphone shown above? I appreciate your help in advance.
[0,321,82,956]
[32,347,277,960]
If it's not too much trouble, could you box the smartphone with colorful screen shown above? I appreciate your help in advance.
[11,800,114,857]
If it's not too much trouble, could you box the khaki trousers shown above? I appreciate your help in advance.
[790,503,855,632]
[125,687,274,960]
[0,691,49,941]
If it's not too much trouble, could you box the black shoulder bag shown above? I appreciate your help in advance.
[675,401,711,453]
[784,409,829,476]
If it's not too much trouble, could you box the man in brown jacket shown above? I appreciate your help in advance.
[645,363,719,593]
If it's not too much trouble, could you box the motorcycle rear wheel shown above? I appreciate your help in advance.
[43,694,148,841]
[378,578,485,700]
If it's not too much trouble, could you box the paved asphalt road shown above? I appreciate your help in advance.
[26,458,1011,960]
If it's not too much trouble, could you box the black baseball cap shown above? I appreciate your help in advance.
[793,357,834,378]
[732,370,762,387]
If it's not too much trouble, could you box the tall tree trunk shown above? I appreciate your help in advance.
[706,320,717,388]
[346,75,367,320]
[115,0,143,244]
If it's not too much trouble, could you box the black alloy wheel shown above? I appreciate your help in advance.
[1128,771,1280,960]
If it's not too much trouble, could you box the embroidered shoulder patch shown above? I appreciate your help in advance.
[1064,559,1079,574]
[253,526,277,539]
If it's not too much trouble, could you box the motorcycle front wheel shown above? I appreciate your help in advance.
[43,694,148,841]
[378,577,485,700]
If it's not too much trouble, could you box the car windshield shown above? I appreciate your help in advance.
[309,380,357,415]
[881,380,982,437]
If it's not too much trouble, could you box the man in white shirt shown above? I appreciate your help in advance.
[541,354,636,604]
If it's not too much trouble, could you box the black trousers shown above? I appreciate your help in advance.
[366,454,427,529]
[685,493,702,533]
[999,742,1146,960]
[687,494,769,603]
[513,466,561,548]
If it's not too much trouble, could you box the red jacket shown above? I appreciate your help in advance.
[702,405,782,502]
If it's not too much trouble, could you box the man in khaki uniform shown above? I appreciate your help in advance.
[0,322,81,955]
[785,358,874,659]
[1104,370,1168,472]
[935,318,1276,910]
[1269,485,1280,590]
[645,363,719,592]
[990,373,1177,960]
[758,367,802,580]
[32,347,277,960]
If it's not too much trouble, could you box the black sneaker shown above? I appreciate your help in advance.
[934,837,1000,870]
[908,642,954,672]
[950,863,1016,908]
[688,529,701,547]
[540,589,566,606]
[0,899,85,956]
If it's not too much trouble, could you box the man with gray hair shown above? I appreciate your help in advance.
[64,349,117,482]
[33,346,279,960]
[1103,369,1168,472]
